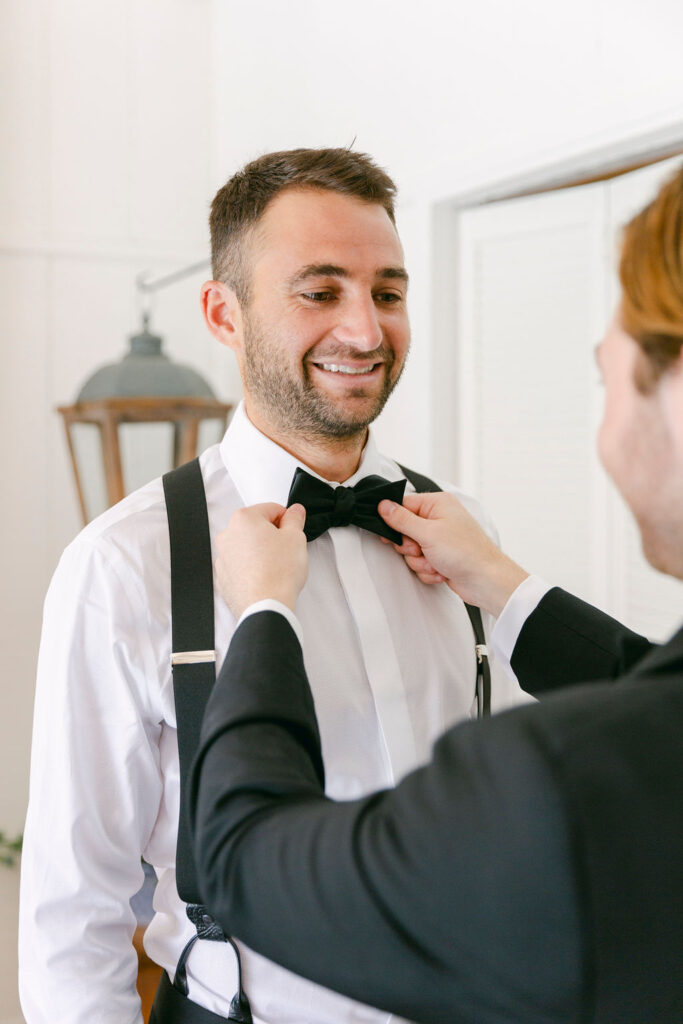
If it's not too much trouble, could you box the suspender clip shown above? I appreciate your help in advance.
[171,650,216,666]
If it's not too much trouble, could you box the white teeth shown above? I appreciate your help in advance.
[319,363,376,375]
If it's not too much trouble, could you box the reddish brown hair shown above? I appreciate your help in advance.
[619,163,683,390]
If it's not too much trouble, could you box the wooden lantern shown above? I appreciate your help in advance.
[58,313,232,525]
[58,394,232,524]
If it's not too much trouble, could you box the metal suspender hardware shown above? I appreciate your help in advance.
[398,465,491,717]
[163,458,253,1023]
[171,651,216,666]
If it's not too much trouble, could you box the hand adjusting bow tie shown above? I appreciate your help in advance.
[287,467,407,544]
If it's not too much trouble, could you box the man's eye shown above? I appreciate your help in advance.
[376,292,402,304]
[302,291,335,303]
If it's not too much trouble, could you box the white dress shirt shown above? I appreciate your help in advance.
[19,403,530,1024]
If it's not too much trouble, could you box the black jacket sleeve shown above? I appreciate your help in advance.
[512,587,653,695]
[190,612,582,1024]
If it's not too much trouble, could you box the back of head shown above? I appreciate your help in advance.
[210,147,398,304]
[619,163,683,390]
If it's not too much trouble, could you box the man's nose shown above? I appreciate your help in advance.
[332,296,383,351]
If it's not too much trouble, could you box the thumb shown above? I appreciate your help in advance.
[378,499,430,545]
[280,503,307,532]
[250,501,289,524]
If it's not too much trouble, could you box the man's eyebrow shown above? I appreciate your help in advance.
[378,267,409,284]
[287,265,349,287]
[286,264,410,288]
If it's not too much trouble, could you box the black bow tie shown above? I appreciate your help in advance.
[287,467,407,544]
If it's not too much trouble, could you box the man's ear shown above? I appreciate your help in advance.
[201,281,244,354]
[659,344,683,459]
[659,344,683,395]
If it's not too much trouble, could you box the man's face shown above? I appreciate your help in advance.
[237,188,410,443]
[597,314,683,575]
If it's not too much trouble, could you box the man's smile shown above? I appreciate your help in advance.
[314,361,382,376]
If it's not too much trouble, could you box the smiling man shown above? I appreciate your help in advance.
[19,148,527,1024]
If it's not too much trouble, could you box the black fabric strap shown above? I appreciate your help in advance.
[163,458,216,904]
[399,464,491,716]
[163,459,254,1021]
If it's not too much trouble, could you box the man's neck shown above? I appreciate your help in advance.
[245,405,368,482]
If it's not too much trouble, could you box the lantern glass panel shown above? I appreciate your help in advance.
[70,422,109,522]
[120,423,175,496]
[198,417,227,452]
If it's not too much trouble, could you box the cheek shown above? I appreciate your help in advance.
[596,416,611,474]
[596,389,623,477]
[399,331,411,359]
[389,317,411,359]
[291,313,335,357]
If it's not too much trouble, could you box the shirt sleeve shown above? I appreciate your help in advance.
[491,575,554,683]
[238,599,304,648]
[19,537,163,1024]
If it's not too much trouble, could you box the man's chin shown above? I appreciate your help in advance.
[307,392,390,436]
[639,522,683,579]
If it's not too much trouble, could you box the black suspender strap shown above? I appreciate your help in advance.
[398,465,491,717]
[163,459,253,1023]
[164,458,215,905]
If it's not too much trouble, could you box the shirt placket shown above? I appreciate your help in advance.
[329,527,418,786]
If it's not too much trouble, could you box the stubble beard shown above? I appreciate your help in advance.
[242,312,405,442]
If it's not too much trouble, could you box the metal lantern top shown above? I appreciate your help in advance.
[76,318,216,401]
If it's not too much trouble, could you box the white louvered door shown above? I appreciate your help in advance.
[456,183,609,604]
[454,156,683,639]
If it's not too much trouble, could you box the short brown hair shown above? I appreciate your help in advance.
[619,163,683,391]
[209,147,398,303]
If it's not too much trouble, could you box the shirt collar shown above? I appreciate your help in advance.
[220,401,388,506]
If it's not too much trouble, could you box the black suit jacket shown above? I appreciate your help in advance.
[190,589,683,1024]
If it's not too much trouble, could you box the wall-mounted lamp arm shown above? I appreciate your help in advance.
[136,259,211,328]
